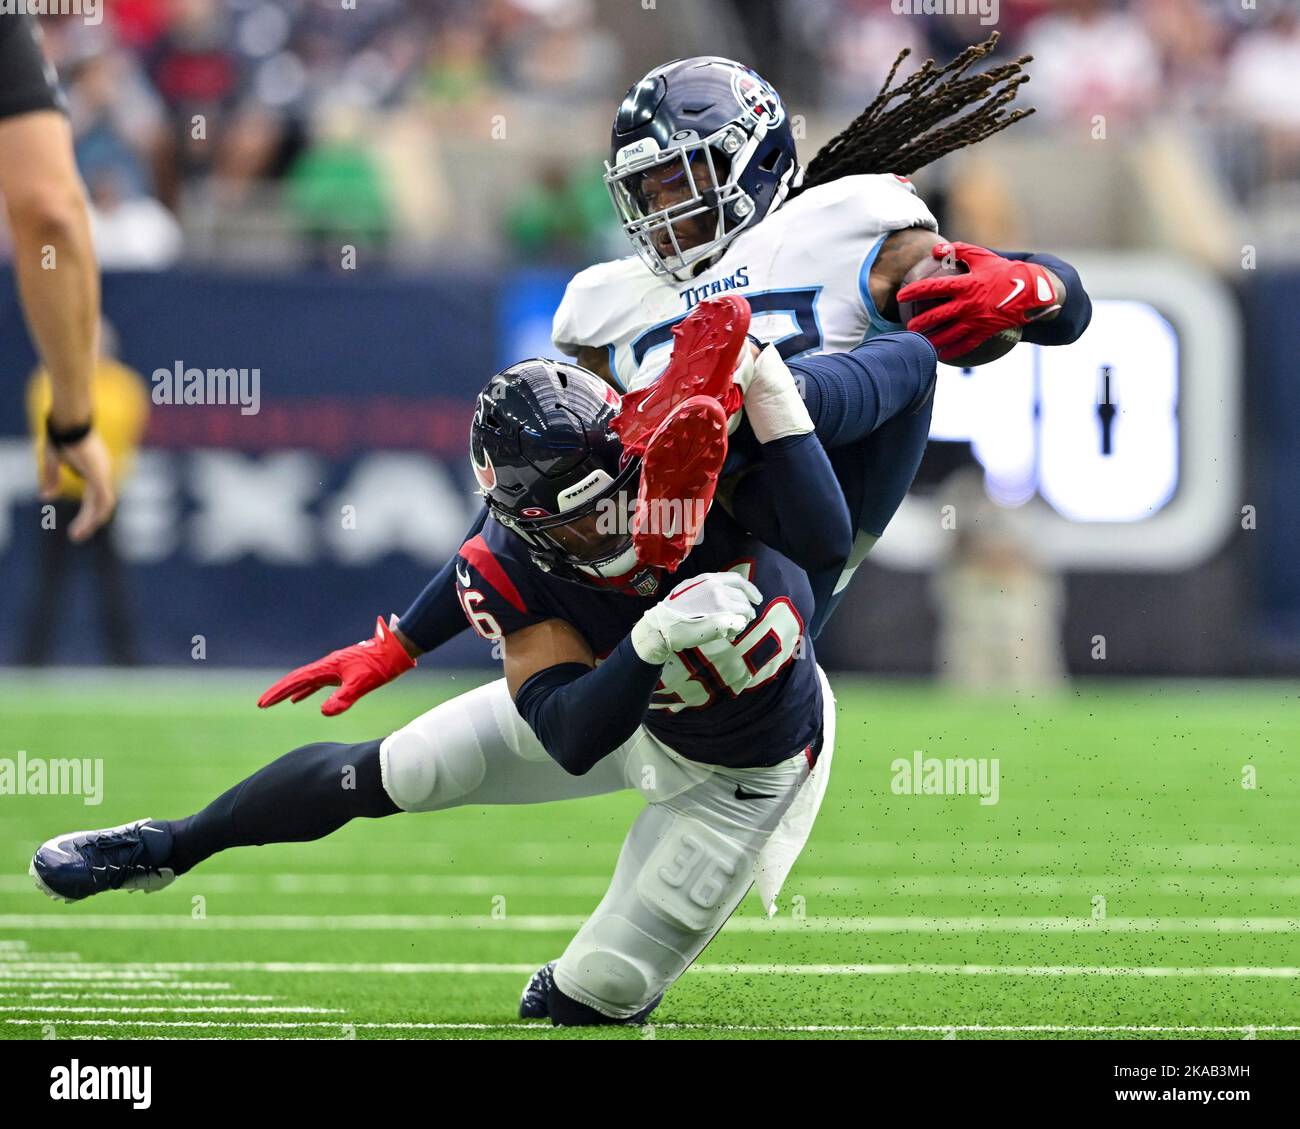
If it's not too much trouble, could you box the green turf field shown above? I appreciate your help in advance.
[1,672,1297,1040]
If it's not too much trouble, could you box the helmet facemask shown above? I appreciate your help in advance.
[606,125,763,282]
[493,460,655,592]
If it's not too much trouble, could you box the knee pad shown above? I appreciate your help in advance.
[380,728,439,810]
[379,712,487,812]
[635,816,747,934]
[553,815,751,1018]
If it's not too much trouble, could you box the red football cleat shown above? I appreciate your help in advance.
[612,295,751,456]
[633,395,729,572]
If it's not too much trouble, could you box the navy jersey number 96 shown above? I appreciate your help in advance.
[456,509,823,769]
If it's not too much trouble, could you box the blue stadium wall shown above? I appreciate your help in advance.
[0,267,1293,675]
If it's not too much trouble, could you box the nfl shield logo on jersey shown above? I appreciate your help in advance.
[633,570,661,596]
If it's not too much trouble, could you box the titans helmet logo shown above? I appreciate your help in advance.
[731,67,784,129]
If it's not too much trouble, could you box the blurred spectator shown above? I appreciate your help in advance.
[419,21,494,112]
[1139,0,1225,115]
[286,110,393,263]
[63,33,166,202]
[55,30,181,267]
[9,0,1296,265]
[86,165,183,268]
[1223,5,1300,187]
[1019,0,1161,125]
[144,0,255,202]
[506,160,611,262]
[932,154,1025,250]
[22,321,150,666]
[797,0,929,114]
[501,0,624,104]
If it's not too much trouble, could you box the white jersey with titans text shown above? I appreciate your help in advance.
[552,173,938,391]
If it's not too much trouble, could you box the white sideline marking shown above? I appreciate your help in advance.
[24,839,1274,870]
[4,960,1297,978]
[9,872,1300,896]
[7,993,276,1002]
[0,949,78,962]
[806,875,1300,896]
[2,914,1297,933]
[4,1018,1298,1035]
[0,1004,342,1015]
[0,978,234,990]
[706,964,1300,977]
[659,1023,1300,1034]
[0,874,611,895]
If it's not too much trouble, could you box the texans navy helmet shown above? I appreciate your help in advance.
[605,56,799,281]
[470,359,659,594]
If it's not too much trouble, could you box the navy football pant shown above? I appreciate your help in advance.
[733,331,937,636]
[809,398,934,633]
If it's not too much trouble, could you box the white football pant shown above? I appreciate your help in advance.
[379,669,835,1019]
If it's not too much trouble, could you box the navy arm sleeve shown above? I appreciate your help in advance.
[998,250,1093,347]
[725,334,933,570]
[728,431,853,576]
[396,506,488,652]
[514,636,664,775]
[790,330,937,449]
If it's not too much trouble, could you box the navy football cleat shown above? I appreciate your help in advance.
[518,959,665,1025]
[30,819,176,903]
[519,960,558,1019]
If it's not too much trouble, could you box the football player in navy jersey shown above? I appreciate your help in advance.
[253,41,1092,719]
[28,299,939,1025]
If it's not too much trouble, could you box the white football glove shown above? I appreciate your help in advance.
[630,572,762,665]
[742,343,815,444]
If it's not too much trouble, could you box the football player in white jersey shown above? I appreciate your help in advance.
[393,38,1093,646]
[555,39,1089,394]
[239,36,1093,1022]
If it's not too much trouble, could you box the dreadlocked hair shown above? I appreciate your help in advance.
[797,32,1034,193]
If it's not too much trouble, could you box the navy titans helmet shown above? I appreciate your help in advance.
[605,56,800,282]
[470,359,659,594]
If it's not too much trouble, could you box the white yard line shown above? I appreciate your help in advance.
[2,959,1296,977]
[0,1004,343,1015]
[699,963,1300,977]
[5,993,276,1002]
[0,978,235,990]
[4,1018,1297,1035]
[14,839,1279,868]
[0,874,611,895]
[2,914,1297,932]
[7,872,1299,895]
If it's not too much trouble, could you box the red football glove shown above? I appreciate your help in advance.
[258,616,415,716]
[896,242,1062,363]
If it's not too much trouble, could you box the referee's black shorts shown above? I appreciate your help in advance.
[0,13,66,121]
